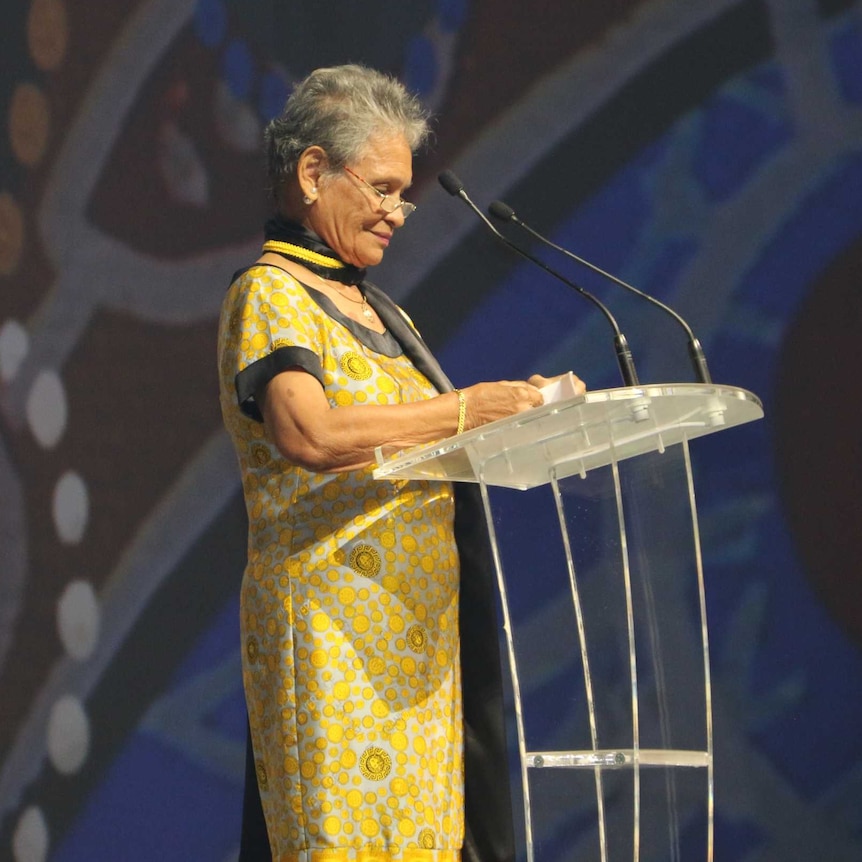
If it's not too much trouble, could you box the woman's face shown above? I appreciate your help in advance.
[307,133,414,268]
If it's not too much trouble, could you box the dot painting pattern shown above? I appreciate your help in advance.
[217,266,463,859]
[2,6,98,851]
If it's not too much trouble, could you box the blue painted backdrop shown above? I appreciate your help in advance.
[1,1,860,860]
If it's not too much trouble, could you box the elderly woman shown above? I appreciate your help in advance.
[218,64,584,862]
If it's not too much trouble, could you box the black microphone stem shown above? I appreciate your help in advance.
[438,172,639,387]
[489,201,712,384]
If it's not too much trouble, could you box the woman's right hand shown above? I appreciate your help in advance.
[459,380,545,431]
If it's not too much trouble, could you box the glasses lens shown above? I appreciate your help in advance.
[379,196,415,218]
[346,168,415,218]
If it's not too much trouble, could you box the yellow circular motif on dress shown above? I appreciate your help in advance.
[251,445,271,466]
[246,637,259,664]
[349,544,381,577]
[333,680,350,699]
[380,531,396,549]
[255,760,268,788]
[359,746,391,780]
[406,625,426,653]
[271,337,291,350]
[311,612,329,632]
[361,818,380,838]
[340,352,372,380]
[419,828,436,849]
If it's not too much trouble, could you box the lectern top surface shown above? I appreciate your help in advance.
[372,383,763,489]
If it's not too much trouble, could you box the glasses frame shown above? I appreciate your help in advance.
[343,166,417,218]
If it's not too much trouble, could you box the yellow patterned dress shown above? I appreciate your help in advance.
[217,264,463,862]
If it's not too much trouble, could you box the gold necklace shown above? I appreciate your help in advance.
[318,275,374,322]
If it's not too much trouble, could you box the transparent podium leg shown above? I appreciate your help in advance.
[478,441,714,862]
[550,470,610,862]
[477,469,536,860]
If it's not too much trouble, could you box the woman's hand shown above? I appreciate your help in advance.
[459,380,545,432]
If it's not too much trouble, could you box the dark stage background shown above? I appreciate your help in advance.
[1,1,861,860]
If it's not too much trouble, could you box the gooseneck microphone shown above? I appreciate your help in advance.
[488,200,712,384]
[438,171,639,387]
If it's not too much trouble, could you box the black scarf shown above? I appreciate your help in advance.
[262,216,367,285]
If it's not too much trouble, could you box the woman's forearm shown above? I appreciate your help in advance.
[260,371,547,472]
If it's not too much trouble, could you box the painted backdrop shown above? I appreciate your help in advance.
[1,1,861,860]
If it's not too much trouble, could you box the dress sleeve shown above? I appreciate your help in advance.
[225,267,325,421]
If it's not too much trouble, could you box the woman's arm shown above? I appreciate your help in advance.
[259,368,572,472]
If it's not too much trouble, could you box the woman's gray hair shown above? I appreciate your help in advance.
[265,64,431,198]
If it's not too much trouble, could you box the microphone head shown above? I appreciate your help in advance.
[438,170,464,197]
[488,200,516,222]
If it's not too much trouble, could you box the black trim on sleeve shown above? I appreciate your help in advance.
[235,345,324,422]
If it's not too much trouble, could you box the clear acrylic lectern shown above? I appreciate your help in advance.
[374,384,763,862]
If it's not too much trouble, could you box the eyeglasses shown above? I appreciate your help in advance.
[343,166,417,218]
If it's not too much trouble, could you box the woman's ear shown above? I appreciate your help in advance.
[297,146,328,202]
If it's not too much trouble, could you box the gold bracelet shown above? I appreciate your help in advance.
[454,388,467,435]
